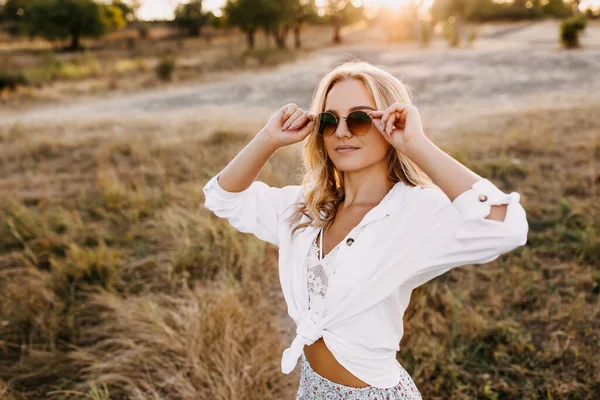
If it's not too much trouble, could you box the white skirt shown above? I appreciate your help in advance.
[295,350,423,400]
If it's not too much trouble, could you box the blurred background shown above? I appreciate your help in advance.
[0,0,599,399]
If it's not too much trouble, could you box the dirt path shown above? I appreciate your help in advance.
[2,20,600,131]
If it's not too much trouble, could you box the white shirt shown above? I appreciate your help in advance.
[202,172,529,388]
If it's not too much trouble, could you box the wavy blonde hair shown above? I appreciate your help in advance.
[287,60,437,238]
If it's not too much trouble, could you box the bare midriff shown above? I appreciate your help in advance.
[303,337,370,388]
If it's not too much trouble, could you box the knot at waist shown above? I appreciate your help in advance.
[281,311,322,374]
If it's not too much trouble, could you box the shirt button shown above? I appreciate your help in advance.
[346,238,354,246]
[478,194,488,202]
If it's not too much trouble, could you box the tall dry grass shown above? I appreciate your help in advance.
[0,99,598,399]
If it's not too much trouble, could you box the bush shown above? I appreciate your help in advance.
[560,14,588,49]
[0,71,28,91]
[138,23,149,39]
[155,57,175,81]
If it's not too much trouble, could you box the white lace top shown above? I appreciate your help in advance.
[307,226,342,320]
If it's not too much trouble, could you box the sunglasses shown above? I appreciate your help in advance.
[316,110,372,137]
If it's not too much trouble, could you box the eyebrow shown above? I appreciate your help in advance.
[325,105,376,115]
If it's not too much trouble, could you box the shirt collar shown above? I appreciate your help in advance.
[355,180,417,227]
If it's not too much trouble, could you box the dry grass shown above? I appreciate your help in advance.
[0,23,357,110]
[403,101,599,399]
[0,97,598,399]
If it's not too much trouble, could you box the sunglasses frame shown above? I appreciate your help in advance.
[316,110,373,137]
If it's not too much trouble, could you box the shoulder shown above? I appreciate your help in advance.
[276,184,305,212]
[401,183,451,212]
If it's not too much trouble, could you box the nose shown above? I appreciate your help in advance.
[334,117,352,138]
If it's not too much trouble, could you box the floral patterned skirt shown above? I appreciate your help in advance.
[295,350,422,400]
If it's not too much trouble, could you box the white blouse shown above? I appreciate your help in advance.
[202,172,529,388]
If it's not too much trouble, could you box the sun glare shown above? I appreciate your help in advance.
[377,0,411,9]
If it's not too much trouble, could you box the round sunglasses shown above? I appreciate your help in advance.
[316,110,372,137]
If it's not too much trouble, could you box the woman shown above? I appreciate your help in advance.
[202,61,528,399]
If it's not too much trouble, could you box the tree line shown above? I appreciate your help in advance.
[0,0,596,52]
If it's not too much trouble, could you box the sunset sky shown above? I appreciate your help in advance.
[136,0,600,21]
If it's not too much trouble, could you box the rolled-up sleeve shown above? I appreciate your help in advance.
[406,178,529,288]
[202,172,301,247]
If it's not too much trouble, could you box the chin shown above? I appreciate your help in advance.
[331,159,365,172]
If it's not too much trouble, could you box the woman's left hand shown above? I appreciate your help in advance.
[368,103,426,154]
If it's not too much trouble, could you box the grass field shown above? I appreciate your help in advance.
[1,95,598,399]
[0,19,599,400]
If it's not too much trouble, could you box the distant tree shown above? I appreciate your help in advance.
[431,0,475,46]
[261,0,296,49]
[205,10,223,29]
[291,0,318,48]
[0,0,23,22]
[322,0,365,44]
[22,0,126,51]
[174,0,207,37]
[111,0,135,22]
[543,0,573,18]
[223,0,268,49]
[0,0,26,34]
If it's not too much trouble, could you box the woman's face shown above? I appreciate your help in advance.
[321,79,390,173]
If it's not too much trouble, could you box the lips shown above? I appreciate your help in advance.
[335,146,359,150]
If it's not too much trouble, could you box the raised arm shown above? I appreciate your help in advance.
[203,104,316,246]
[369,103,528,288]
[401,180,528,289]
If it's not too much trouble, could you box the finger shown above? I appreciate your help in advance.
[368,110,383,119]
[296,119,315,138]
[282,103,298,123]
[288,111,310,131]
[386,113,396,136]
[307,112,317,121]
[284,108,303,130]
[373,117,385,134]
[381,109,391,128]
[283,108,304,130]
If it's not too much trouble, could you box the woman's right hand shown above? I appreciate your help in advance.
[259,103,316,148]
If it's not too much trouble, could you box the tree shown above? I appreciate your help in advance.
[291,0,318,48]
[111,0,136,22]
[174,0,207,37]
[431,0,475,46]
[322,0,365,44]
[262,0,295,49]
[0,0,27,35]
[223,0,268,49]
[22,0,126,51]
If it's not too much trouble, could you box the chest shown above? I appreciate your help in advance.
[317,206,375,257]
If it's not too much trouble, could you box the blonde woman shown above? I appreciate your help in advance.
[203,61,528,399]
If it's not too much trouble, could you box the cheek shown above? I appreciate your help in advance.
[363,135,390,160]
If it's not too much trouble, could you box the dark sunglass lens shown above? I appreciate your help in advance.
[347,111,372,136]
[318,112,338,136]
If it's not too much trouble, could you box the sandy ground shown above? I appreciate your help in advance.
[2,19,600,134]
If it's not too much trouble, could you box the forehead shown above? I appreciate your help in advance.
[324,79,376,112]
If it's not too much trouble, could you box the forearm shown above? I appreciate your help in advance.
[404,135,507,221]
[216,130,281,193]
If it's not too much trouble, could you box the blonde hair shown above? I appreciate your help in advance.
[287,60,437,238]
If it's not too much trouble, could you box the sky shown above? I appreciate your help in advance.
[138,0,224,20]
[137,0,600,21]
